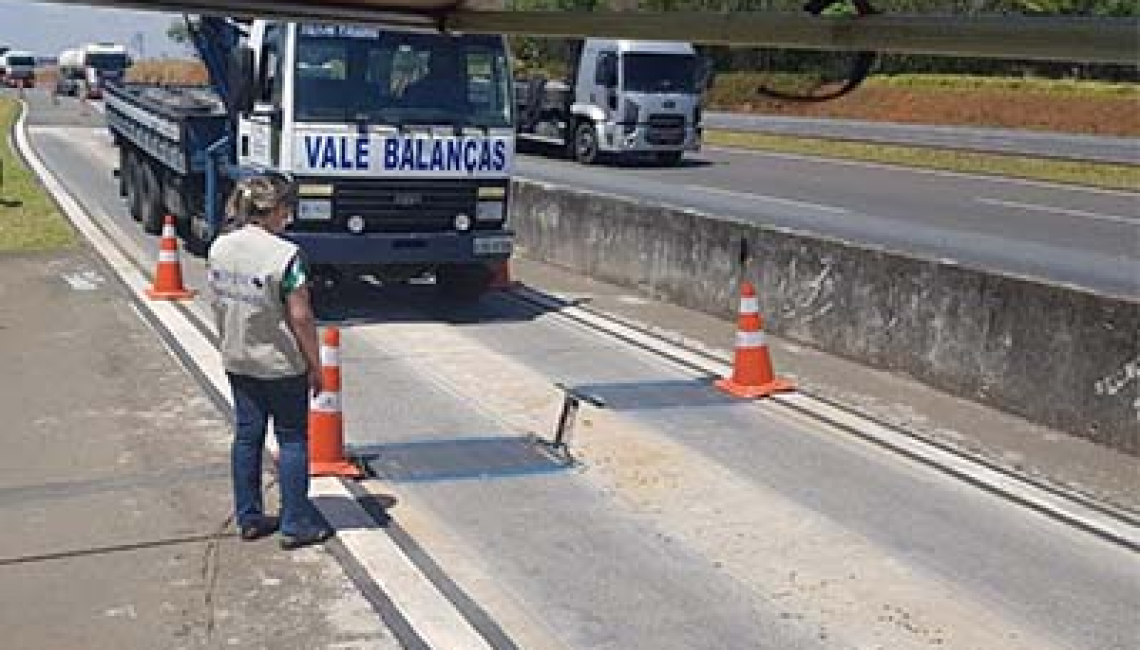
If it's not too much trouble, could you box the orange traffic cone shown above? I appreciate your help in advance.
[146,215,195,301]
[490,260,514,290]
[308,327,363,478]
[715,281,794,399]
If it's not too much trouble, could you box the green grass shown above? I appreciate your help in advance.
[705,130,1140,191]
[0,98,76,252]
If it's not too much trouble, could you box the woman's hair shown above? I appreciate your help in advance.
[224,173,298,229]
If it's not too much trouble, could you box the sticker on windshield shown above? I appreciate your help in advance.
[301,24,380,39]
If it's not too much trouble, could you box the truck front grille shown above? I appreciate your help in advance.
[291,179,504,234]
[646,114,686,146]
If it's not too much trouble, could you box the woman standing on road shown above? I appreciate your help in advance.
[207,173,333,550]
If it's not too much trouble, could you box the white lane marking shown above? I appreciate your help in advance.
[685,184,849,214]
[977,197,1139,226]
[19,108,490,650]
[61,270,104,291]
[702,144,1140,198]
[312,478,493,650]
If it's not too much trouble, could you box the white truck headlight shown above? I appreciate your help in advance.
[476,201,504,222]
[455,214,472,231]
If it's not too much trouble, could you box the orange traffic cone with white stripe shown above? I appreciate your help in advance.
[716,281,794,399]
[308,327,363,478]
[146,215,195,301]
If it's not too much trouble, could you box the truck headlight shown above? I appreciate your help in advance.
[455,214,472,231]
[476,201,505,222]
[347,215,366,234]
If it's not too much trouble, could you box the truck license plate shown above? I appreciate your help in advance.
[474,236,513,256]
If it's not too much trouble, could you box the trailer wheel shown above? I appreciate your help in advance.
[138,160,164,236]
[436,264,493,301]
[124,150,143,222]
[573,121,600,165]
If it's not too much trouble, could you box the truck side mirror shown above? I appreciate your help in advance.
[699,57,716,91]
[595,53,617,89]
[228,45,256,115]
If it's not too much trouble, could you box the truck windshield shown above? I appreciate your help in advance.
[295,26,513,128]
[621,53,697,94]
[7,56,35,67]
[87,53,128,71]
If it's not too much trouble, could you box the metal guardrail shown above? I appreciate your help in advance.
[34,1,1140,64]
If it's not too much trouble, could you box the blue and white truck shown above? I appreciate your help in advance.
[106,18,516,296]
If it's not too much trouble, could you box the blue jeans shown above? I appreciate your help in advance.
[227,373,322,536]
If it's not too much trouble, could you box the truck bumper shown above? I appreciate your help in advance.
[285,230,514,266]
[600,124,701,153]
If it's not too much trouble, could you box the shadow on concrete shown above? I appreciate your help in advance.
[0,198,22,208]
[349,436,571,483]
[568,379,740,411]
[311,276,555,328]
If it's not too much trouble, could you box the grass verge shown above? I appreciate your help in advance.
[0,97,76,252]
[705,129,1140,192]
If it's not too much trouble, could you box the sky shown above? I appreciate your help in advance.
[0,0,188,59]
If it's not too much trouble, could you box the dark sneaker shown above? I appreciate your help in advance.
[279,528,335,550]
[239,517,278,541]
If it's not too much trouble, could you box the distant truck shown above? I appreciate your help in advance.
[57,43,131,98]
[1,50,37,88]
[515,39,707,166]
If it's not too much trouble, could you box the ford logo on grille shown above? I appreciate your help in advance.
[394,193,423,207]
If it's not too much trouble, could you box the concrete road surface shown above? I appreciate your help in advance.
[18,88,1140,650]
[705,112,1140,165]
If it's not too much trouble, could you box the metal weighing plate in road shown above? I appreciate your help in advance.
[353,436,569,483]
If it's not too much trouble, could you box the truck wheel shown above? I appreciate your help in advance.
[125,151,143,222]
[656,151,685,167]
[436,264,493,301]
[573,121,601,165]
[138,160,165,236]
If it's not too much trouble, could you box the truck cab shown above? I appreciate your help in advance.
[107,20,516,297]
[1,50,37,88]
[517,39,704,166]
[81,43,131,99]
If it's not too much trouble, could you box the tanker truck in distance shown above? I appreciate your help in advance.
[57,43,130,99]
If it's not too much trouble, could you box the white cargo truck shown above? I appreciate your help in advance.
[516,39,708,166]
[1,50,37,88]
[58,42,130,98]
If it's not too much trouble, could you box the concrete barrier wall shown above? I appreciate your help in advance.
[511,179,1140,455]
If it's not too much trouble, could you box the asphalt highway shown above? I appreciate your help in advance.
[704,112,1140,165]
[517,143,1139,299]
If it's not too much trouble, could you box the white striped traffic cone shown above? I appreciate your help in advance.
[308,327,363,478]
[146,215,195,301]
[716,281,794,399]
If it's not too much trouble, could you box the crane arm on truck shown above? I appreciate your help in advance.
[184,16,250,116]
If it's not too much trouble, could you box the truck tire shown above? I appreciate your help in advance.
[436,264,493,301]
[573,121,601,165]
[124,150,143,222]
[656,151,685,167]
[138,160,165,236]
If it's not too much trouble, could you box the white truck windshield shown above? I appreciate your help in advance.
[296,26,513,128]
[622,53,698,94]
[7,56,35,67]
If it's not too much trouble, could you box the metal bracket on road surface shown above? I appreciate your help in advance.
[535,383,607,462]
